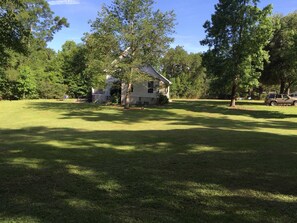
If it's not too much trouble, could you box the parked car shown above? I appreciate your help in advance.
[265,93,297,106]
[290,92,297,97]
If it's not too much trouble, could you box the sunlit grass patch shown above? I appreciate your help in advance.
[0,99,296,222]
[6,157,44,169]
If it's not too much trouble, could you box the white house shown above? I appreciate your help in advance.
[92,65,171,105]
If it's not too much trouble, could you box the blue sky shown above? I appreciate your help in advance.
[47,0,297,53]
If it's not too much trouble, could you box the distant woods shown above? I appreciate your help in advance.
[162,46,207,99]
[0,0,69,100]
[1,0,297,101]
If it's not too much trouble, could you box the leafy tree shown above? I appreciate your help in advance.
[89,0,175,108]
[0,66,17,99]
[58,41,89,98]
[16,66,37,98]
[0,41,67,99]
[1,1,68,99]
[0,0,68,66]
[0,0,29,59]
[83,27,119,92]
[201,0,274,106]
[162,46,189,79]
[261,12,297,94]
[37,48,67,99]
[162,46,207,98]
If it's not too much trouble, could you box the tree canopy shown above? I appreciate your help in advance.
[0,0,68,100]
[201,0,274,106]
[261,12,297,94]
[0,0,68,65]
[58,41,89,98]
[2,0,297,103]
[87,0,175,108]
[162,46,207,98]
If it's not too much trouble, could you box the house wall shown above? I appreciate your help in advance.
[159,81,170,99]
[93,77,170,105]
[121,80,170,105]
[92,75,116,103]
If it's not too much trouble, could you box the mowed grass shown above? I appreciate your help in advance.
[0,99,297,223]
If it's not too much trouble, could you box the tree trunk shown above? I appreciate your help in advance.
[229,81,237,107]
[285,86,290,95]
[280,80,285,94]
[124,82,132,109]
[285,81,294,94]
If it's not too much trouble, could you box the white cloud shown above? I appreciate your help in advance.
[48,0,80,5]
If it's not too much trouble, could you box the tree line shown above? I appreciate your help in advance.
[201,1,297,106]
[1,0,297,107]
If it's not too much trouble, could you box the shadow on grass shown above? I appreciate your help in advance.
[169,100,297,119]
[0,126,297,222]
[30,100,297,122]
[29,101,175,124]
[169,115,297,130]
[29,101,297,131]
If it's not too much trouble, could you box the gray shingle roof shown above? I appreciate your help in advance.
[139,65,172,85]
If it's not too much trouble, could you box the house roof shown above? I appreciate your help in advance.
[111,48,172,85]
[139,65,172,85]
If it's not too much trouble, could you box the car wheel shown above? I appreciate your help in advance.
[293,101,297,106]
[270,101,277,106]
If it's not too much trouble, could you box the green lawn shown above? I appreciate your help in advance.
[0,99,296,223]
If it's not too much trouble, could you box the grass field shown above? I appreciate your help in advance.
[0,99,296,223]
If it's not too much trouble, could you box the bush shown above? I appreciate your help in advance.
[158,94,169,105]
[38,81,67,99]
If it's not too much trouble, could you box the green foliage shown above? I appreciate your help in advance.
[88,0,175,107]
[162,46,207,98]
[16,66,38,99]
[0,41,67,99]
[0,64,37,99]
[0,0,29,61]
[83,28,119,90]
[0,0,68,65]
[58,41,89,98]
[201,0,274,106]
[0,69,17,99]
[38,79,67,99]
[0,0,69,99]
[157,93,169,105]
[261,12,297,93]
[33,46,67,99]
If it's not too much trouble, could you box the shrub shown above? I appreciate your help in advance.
[158,94,169,105]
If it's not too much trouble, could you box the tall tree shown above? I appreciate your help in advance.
[0,41,67,99]
[88,0,175,108]
[0,0,68,65]
[261,12,297,94]
[1,0,68,99]
[59,41,88,98]
[162,46,207,98]
[0,0,28,58]
[201,0,274,106]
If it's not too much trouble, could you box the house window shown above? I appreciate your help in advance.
[148,81,154,93]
